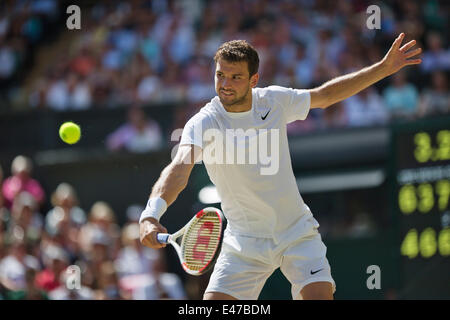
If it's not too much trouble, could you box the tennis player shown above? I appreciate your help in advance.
[140,33,421,300]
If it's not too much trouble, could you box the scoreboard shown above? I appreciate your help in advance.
[392,118,450,298]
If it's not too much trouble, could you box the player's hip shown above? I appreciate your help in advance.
[221,214,322,265]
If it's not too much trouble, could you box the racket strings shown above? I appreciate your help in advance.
[183,213,222,271]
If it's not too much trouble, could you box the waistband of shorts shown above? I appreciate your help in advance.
[224,211,314,241]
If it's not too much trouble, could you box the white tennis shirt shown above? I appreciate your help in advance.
[180,86,317,244]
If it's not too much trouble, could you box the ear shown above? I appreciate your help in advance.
[250,73,259,88]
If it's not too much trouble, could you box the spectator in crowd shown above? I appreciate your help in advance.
[69,46,97,78]
[6,268,49,300]
[94,261,129,300]
[343,87,389,127]
[0,42,18,80]
[136,61,162,103]
[6,191,43,243]
[418,71,449,117]
[82,227,125,300]
[106,106,164,153]
[78,201,120,259]
[114,222,159,298]
[157,64,186,104]
[45,74,92,111]
[3,267,48,300]
[44,76,68,110]
[124,204,143,225]
[132,246,187,300]
[34,244,69,293]
[2,155,45,210]
[421,31,450,73]
[46,183,86,231]
[293,42,316,88]
[67,223,115,299]
[88,228,112,265]
[44,183,86,262]
[66,74,93,110]
[383,71,419,120]
[185,55,216,104]
[28,78,49,109]
[0,231,40,293]
[321,102,347,130]
[48,265,95,300]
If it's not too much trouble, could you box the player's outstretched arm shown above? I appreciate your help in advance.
[140,144,201,249]
[309,33,422,109]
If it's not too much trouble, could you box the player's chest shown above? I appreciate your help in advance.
[217,105,282,131]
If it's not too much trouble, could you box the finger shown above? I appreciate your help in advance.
[393,33,405,49]
[142,232,161,249]
[155,222,168,234]
[142,237,153,248]
[405,47,422,58]
[405,59,422,65]
[400,40,416,52]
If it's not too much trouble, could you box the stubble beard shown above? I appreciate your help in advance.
[219,86,250,108]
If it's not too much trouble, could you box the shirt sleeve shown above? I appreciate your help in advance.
[267,85,311,124]
[179,112,209,149]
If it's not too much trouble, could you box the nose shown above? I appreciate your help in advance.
[221,78,232,90]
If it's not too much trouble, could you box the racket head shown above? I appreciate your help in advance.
[179,207,225,276]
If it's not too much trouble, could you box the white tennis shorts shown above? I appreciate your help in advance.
[205,215,336,300]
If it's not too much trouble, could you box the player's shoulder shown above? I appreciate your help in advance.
[254,85,297,99]
[255,85,290,93]
[253,85,297,106]
[185,98,218,127]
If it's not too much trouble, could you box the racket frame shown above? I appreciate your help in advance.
[157,207,225,276]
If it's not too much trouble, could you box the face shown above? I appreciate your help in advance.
[61,195,75,209]
[215,59,258,108]
[17,169,30,180]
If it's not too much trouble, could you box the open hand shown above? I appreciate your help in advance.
[382,33,422,76]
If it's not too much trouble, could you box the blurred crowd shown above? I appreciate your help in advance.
[0,155,189,300]
[0,0,448,139]
[0,0,60,98]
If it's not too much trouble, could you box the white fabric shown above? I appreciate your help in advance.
[179,86,312,243]
[205,215,335,299]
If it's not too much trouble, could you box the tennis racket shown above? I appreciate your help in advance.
[156,207,225,276]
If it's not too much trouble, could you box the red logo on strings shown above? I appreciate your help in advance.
[193,221,214,263]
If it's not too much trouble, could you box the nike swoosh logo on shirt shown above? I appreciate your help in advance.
[261,109,270,120]
[310,268,324,275]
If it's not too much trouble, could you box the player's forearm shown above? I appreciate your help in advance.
[150,163,190,206]
[312,60,389,108]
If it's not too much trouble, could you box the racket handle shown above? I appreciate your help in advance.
[156,233,170,244]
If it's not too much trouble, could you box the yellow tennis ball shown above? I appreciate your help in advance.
[59,122,81,144]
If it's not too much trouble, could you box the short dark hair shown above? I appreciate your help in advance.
[214,40,259,77]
